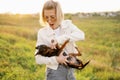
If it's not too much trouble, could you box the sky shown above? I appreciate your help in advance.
[0,0,120,14]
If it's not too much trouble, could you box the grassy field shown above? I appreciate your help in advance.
[0,14,120,80]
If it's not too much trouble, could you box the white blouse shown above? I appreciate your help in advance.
[35,20,85,70]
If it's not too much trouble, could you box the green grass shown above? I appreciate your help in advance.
[0,14,120,80]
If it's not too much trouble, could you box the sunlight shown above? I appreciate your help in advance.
[0,0,120,14]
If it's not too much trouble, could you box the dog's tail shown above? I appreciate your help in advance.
[78,60,90,70]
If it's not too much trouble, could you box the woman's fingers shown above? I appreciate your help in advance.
[62,56,69,66]
[56,54,69,65]
[51,39,58,49]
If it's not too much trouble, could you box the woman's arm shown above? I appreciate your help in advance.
[56,20,85,44]
[35,29,58,65]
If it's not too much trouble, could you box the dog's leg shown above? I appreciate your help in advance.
[78,60,90,70]
[75,47,82,56]
[68,47,82,57]
[57,39,70,56]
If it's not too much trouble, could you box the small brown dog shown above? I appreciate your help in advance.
[35,39,90,70]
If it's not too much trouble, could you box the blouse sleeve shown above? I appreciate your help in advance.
[35,29,58,65]
[56,20,85,44]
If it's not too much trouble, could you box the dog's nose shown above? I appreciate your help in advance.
[35,46,38,49]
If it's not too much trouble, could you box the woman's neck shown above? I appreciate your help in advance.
[51,25,60,30]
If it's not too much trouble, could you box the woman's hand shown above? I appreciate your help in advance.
[51,39,69,65]
[50,39,58,49]
[56,52,69,65]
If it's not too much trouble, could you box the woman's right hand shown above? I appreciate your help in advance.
[51,39,58,49]
[56,52,69,65]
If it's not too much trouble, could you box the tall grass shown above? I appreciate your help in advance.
[0,14,120,80]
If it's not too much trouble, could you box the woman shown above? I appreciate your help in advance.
[35,0,85,80]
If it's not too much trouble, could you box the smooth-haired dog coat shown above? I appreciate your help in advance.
[35,39,90,70]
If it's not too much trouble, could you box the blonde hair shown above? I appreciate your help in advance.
[40,0,64,27]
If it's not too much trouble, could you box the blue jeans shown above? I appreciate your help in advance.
[46,64,76,80]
